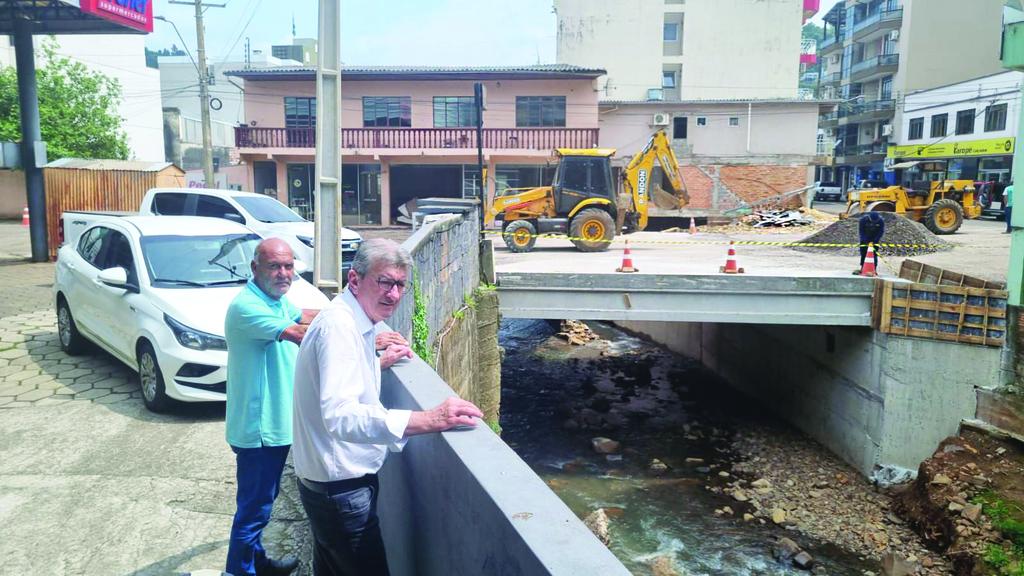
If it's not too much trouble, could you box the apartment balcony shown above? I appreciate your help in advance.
[804,0,820,20]
[836,142,888,165]
[235,126,601,154]
[849,54,899,84]
[819,111,839,129]
[821,71,841,86]
[820,33,843,56]
[839,98,896,125]
[852,8,903,43]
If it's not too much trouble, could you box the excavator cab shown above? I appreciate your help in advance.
[552,153,616,215]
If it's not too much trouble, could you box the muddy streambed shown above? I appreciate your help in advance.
[498,319,879,575]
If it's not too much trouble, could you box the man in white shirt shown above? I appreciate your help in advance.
[292,238,483,575]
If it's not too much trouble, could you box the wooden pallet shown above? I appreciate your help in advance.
[898,259,1006,290]
[877,280,1007,347]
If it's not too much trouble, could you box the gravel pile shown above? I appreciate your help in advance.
[791,212,952,257]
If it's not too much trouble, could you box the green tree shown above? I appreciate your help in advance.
[0,38,130,160]
[802,22,825,42]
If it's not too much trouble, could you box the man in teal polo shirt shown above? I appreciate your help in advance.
[224,238,316,576]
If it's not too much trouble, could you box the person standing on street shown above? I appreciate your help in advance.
[856,212,885,277]
[1004,180,1014,234]
[292,238,484,576]
[224,238,318,576]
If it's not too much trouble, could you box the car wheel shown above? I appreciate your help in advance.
[56,297,87,355]
[138,341,172,413]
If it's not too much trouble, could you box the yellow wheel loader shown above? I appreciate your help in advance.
[485,130,690,253]
[842,160,981,235]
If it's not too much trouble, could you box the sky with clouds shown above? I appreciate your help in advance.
[145,0,559,66]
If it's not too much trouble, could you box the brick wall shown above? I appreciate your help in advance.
[672,164,809,212]
[678,166,715,209]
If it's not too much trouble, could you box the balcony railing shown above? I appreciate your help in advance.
[236,126,601,150]
[836,143,888,158]
[839,98,896,119]
[821,72,841,85]
[849,54,899,78]
[853,8,903,35]
[820,34,841,50]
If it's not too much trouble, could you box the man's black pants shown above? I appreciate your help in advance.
[297,474,390,576]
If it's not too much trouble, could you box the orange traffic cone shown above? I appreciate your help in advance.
[689,217,697,234]
[719,241,745,274]
[616,240,639,273]
[859,243,877,277]
[21,206,29,227]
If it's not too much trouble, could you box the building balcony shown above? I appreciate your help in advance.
[852,8,903,42]
[839,98,896,125]
[819,111,839,129]
[836,142,888,165]
[804,0,820,20]
[820,33,843,56]
[849,53,899,84]
[235,126,600,154]
[821,71,841,86]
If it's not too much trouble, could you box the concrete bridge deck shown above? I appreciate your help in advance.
[497,272,880,326]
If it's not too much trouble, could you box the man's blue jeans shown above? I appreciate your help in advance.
[296,474,390,576]
[226,444,291,576]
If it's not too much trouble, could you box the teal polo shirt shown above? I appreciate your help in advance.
[224,280,302,448]
[1006,185,1014,208]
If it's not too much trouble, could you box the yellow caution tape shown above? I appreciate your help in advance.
[482,229,956,250]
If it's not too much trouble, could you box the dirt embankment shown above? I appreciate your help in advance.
[894,431,1024,575]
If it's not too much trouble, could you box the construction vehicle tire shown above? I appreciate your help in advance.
[924,199,963,235]
[867,201,896,212]
[570,208,615,252]
[503,220,538,253]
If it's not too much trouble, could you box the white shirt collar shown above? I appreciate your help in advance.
[341,288,375,337]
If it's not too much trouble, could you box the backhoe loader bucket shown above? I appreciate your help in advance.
[652,186,686,210]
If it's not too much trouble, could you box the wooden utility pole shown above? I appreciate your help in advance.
[169,0,224,187]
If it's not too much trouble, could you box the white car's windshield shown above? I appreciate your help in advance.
[141,233,260,287]
[234,196,306,223]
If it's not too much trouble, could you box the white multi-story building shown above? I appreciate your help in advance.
[554,0,819,101]
[0,34,164,161]
[888,71,1022,183]
[816,0,1006,189]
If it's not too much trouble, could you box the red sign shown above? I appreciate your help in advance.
[79,0,153,33]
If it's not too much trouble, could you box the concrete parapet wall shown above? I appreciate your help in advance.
[378,357,630,575]
[618,321,1002,476]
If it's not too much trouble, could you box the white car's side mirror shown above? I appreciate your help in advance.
[294,260,309,274]
[98,267,129,288]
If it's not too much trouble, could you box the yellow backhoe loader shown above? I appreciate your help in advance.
[842,160,981,235]
[485,130,690,252]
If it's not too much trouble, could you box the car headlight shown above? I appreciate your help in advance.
[164,314,227,351]
[297,235,315,249]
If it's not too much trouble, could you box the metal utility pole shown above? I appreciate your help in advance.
[474,82,485,230]
[13,17,47,262]
[169,0,224,187]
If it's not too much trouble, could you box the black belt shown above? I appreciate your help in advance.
[299,474,376,496]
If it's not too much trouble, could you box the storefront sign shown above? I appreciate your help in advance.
[887,137,1015,159]
[79,0,153,33]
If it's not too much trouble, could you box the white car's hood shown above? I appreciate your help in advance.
[151,279,330,336]
[262,221,362,242]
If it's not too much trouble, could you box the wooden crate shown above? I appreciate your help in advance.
[898,259,1006,290]
[878,281,1007,347]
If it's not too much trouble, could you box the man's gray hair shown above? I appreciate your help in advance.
[352,238,412,277]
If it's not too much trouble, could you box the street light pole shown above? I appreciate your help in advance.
[168,0,224,187]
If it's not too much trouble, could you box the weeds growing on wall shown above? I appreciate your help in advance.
[411,270,431,364]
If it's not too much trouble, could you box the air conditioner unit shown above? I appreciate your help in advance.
[647,88,665,101]
[829,54,840,64]
[882,125,893,137]
[653,113,670,126]
[889,30,900,41]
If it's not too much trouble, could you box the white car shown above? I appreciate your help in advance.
[138,188,362,278]
[54,216,329,412]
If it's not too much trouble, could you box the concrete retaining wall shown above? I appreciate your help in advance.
[618,320,1003,476]
[378,356,630,575]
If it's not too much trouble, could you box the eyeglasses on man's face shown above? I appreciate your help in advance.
[376,276,407,294]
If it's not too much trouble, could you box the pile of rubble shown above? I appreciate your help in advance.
[740,209,816,228]
[556,319,601,346]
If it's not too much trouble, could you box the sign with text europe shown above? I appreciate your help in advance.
[80,0,153,33]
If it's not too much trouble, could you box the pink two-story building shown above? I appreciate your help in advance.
[225,65,605,225]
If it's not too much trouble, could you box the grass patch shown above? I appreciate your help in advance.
[411,270,431,366]
[984,544,1011,569]
[487,420,502,435]
[974,491,1024,573]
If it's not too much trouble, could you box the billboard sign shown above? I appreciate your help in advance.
[79,0,154,33]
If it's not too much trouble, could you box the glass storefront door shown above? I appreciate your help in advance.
[287,163,315,220]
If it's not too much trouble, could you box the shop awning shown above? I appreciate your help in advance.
[889,161,922,170]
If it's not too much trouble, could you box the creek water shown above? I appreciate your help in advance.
[498,319,877,576]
